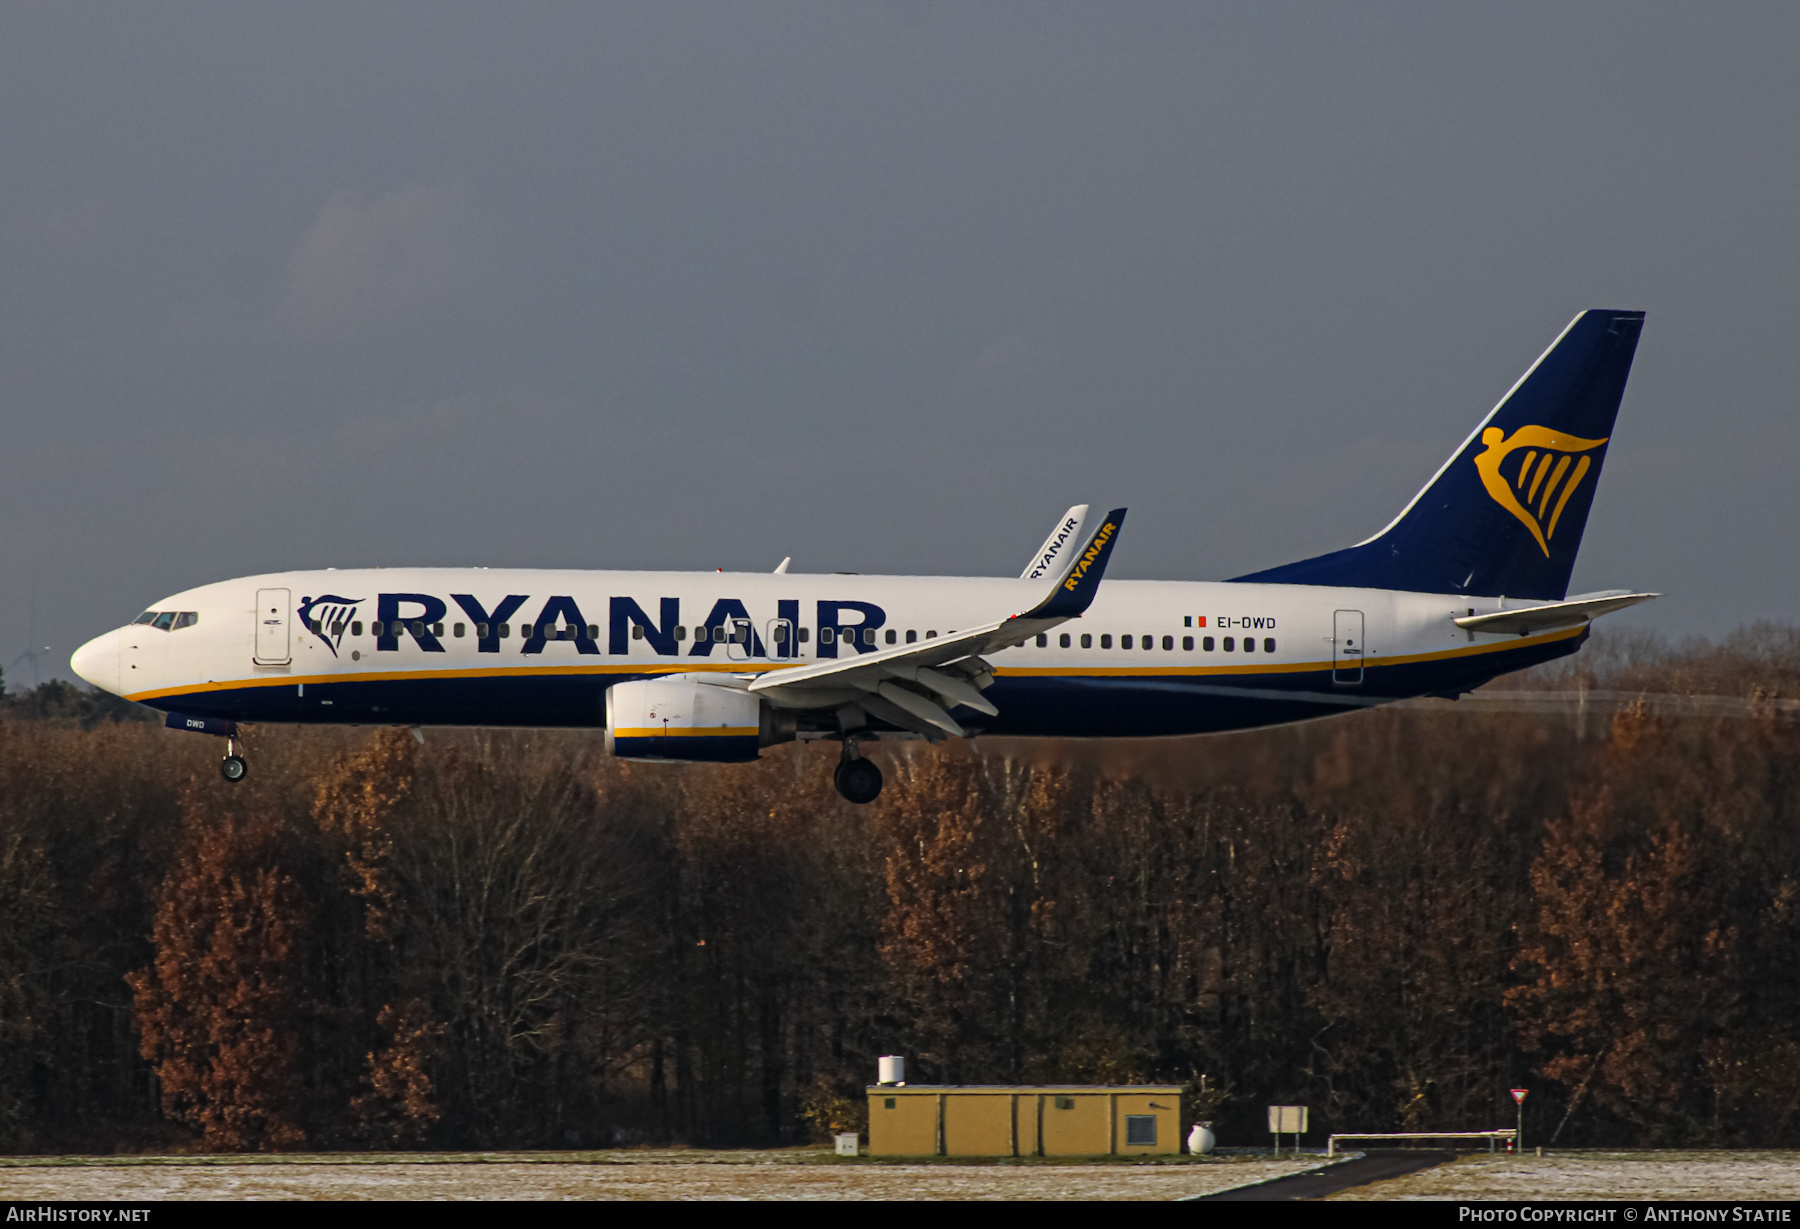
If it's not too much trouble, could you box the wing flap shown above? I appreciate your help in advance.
[875,681,965,737]
[909,665,999,716]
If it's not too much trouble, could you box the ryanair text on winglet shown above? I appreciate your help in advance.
[1062,520,1118,592]
[1026,515,1083,580]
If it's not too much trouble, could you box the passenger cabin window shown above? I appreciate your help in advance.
[632,625,645,640]
[1121,634,1133,649]
[1059,633,1071,648]
[1100,634,1112,649]
[474,623,488,639]
[351,621,364,637]
[1080,633,1092,648]
[332,622,345,637]
[1223,636,1234,651]
[1244,637,1255,653]
[498,623,510,639]
[1203,636,1214,651]
[454,623,466,638]
[772,625,787,644]
[1143,636,1153,651]
[821,628,835,645]
[886,629,897,644]
[906,630,917,644]
[1035,633,1047,647]
[925,630,937,639]
[1182,636,1193,651]
[799,628,810,643]
[1264,637,1276,653]
[372,620,386,637]
[1162,635,1173,650]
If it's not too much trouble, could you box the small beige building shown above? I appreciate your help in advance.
[867,1085,1183,1157]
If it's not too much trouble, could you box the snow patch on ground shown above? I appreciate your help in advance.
[0,1151,1321,1201]
[1329,1152,1800,1201]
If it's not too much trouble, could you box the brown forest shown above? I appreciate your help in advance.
[2,624,1799,1154]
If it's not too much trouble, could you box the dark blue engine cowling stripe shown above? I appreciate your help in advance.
[611,735,761,763]
[147,631,1584,740]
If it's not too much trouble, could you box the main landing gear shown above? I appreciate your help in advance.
[220,735,248,783]
[834,737,883,805]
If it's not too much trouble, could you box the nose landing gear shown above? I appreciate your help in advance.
[833,738,883,804]
[220,736,248,783]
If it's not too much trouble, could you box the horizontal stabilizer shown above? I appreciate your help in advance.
[1453,590,1659,636]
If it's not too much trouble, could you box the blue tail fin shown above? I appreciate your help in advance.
[1234,309,1645,600]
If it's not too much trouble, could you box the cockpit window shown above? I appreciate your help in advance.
[151,612,177,631]
[134,611,158,625]
[173,612,199,630]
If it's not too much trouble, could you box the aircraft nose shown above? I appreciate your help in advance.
[70,629,122,696]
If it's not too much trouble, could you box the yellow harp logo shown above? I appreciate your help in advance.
[1473,425,1608,556]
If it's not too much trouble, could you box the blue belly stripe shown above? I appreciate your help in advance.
[140,630,1585,739]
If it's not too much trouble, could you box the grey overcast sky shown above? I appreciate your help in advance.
[4,3,1797,681]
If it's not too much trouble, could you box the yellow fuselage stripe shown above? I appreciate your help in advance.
[126,623,1585,705]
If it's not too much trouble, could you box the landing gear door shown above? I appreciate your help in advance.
[1332,609,1364,686]
[255,588,292,665]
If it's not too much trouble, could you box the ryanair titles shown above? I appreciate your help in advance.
[300,593,893,660]
[1061,518,1118,593]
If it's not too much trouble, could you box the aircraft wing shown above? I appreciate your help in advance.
[749,508,1127,738]
[1452,590,1659,636]
[1021,505,1088,579]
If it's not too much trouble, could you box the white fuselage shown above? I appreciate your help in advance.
[73,567,1586,738]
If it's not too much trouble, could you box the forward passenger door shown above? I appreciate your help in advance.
[254,588,292,666]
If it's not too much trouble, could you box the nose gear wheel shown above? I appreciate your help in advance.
[220,735,248,783]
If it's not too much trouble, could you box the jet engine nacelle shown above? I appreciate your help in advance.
[604,677,795,763]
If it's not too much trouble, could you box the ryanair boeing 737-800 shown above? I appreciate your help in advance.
[71,310,1655,803]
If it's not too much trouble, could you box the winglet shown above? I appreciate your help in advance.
[1021,508,1126,618]
[1021,505,1088,579]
